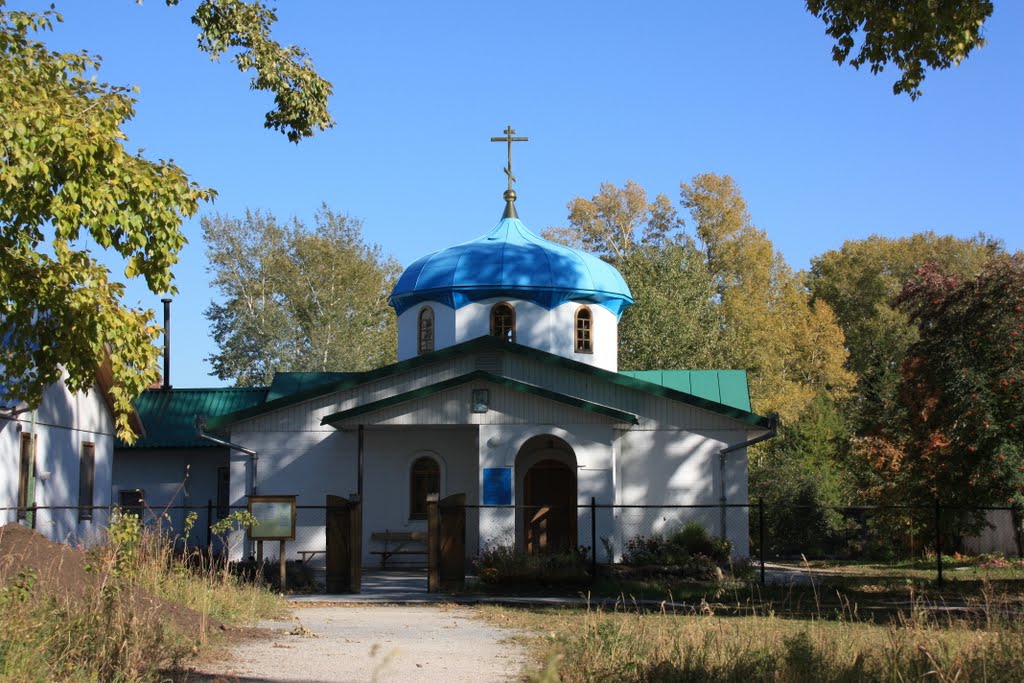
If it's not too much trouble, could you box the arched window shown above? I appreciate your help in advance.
[409,456,440,519]
[418,306,434,355]
[575,306,593,353]
[490,303,515,343]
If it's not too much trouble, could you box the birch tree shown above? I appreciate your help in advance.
[203,207,400,386]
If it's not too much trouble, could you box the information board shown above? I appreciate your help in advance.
[482,467,512,505]
[248,495,297,540]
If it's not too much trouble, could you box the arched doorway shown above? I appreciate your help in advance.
[516,436,577,554]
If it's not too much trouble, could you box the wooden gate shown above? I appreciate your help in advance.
[325,494,361,593]
[427,493,466,592]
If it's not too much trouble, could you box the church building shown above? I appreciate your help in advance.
[114,129,773,571]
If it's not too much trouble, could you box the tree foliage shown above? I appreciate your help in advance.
[617,240,720,372]
[204,207,400,386]
[894,255,1024,508]
[543,180,679,261]
[550,175,855,422]
[173,0,334,142]
[806,0,994,99]
[680,174,855,422]
[809,233,1002,432]
[751,392,857,557]
[544,181,719,372]
[0,3,331,440]
[0,6,213,439]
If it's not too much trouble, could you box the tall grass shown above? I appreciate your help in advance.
[484,589,1024,682]
[0,513,285,682]
[128,511,284,625]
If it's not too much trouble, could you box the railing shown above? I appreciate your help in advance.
[3,500,1020,587]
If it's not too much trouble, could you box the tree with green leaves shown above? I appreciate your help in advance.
[204,207,401,386]
[680,173,855,423]
[617,240,720,372]
[809,233,1002,433]
[0,3,331,440]
[751,391,857,557]
[806,0,994,99]
[176,0,334,142]
[544,181,720,371]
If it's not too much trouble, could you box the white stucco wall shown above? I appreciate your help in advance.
[227,429,355,565]
[614,428,751,558]
[396,299,619,371]
[0,379,115,545]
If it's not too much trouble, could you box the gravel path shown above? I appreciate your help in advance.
[189,604,530,683]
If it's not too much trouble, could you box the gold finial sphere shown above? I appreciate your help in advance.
[503,189,517,203]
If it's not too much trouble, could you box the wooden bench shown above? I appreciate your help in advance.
[370,530,427,568]
[297,550,325,563]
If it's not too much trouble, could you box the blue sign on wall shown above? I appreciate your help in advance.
[482,467,512,505]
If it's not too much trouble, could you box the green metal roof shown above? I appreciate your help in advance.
[618,370,751,412]
[209,336,771,431]
[321,370,639,426]
[267,372,360,402]
[120,387,269,449]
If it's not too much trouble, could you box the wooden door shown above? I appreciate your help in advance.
[524,459,576,554]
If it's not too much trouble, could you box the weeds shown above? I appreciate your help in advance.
[0,514,284,681]
[483,584,1024,682]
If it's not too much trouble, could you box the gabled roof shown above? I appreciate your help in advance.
[208,336,771,430]
[321,370,639,426]
[119,387,269,449]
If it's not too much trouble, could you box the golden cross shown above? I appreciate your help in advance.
[490,125,528,191]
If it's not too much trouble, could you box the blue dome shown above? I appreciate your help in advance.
[389,217,634,318]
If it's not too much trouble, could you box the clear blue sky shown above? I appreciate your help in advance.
[22,1,1024,388]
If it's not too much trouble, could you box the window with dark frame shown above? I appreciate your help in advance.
[409,456,440,519]
[119,489,144,518]
[17,433,34,520]
[575,306,593,353]
[489,302,515,343]
[418,306,435,355]
[216,466,230,519]
[78,442,95,521]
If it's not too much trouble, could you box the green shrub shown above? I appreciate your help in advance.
[474,544,589,585]
[620,523,731,569]
[667,522,732,564]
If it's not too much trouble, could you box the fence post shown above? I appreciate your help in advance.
[590,496,597,581]
[206,499,213,551]
[935,498,944,587]
[758,497,766,587]
[426,493,439,592]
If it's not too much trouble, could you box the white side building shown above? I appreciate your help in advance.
[1,363,142,544]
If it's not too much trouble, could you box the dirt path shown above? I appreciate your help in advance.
[187,604,530,683]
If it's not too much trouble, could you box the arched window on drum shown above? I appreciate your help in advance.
[575,306,593,353]
[490,302,515,343]
[418,306,434,355]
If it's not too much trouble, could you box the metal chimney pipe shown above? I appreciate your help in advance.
[161,298,172,390]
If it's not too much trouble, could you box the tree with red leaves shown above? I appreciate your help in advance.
[895,255,1024,525]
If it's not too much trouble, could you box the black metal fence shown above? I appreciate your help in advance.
[3,500,1022,587]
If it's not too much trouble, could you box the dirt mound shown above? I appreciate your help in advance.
[0,522,218,634]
